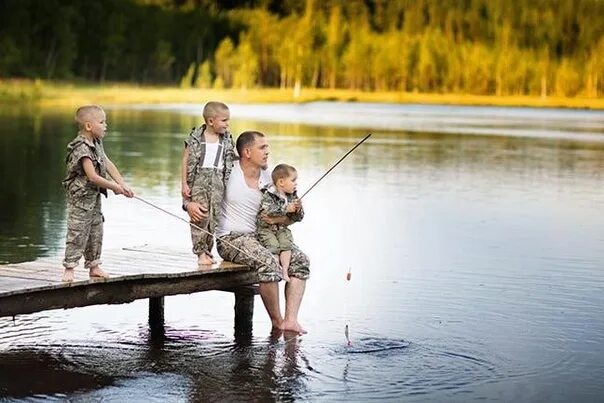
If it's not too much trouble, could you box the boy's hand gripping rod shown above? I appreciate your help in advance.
[133,195,271,268]
[298,133,372,200]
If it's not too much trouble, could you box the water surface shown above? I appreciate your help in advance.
[1,103,603,402]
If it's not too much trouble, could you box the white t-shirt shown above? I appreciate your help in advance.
[201,141,222,169]
[216,161,272,237]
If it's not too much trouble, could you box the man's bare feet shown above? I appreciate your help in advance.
[197,253,215,266]
[89,266,109,279]
[62,268,75,282]
[280,320,307,334]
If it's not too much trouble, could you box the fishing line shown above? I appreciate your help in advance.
[133,195,273,269]
[345,266,352,346]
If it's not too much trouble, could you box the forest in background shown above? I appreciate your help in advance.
[0,0,603,98]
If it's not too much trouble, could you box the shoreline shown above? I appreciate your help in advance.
[1,79,603,110]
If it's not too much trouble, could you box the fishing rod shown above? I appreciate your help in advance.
[133,195,273,269]
[298,133,372,200]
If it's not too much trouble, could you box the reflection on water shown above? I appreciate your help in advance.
[1,104,603,401]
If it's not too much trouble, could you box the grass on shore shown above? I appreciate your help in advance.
[1,79,603,110]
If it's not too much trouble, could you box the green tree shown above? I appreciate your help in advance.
[215,37,235,87]
[194,60,213,88]
[555,59,581,97]
[232,35,259,89]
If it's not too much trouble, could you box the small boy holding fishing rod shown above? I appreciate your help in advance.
[61,105,134,282]
[181,102,237,266]
[256,164,303,282]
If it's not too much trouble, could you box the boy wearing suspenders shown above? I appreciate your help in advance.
[181,102,237,266]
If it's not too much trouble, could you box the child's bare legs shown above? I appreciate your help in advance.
[279,250,292,282]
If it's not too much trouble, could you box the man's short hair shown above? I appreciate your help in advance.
[202,101,229,121]
[236,130,264,156]
[75,105,104,129]
[272,164,296,183]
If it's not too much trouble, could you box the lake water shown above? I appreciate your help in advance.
[0,103,603,402]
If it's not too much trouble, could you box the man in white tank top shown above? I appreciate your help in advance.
[213,131,310,334]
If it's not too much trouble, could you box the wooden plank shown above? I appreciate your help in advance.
[0,257,191,278]
[0,276,58,293]
[3,261,63,273]
[0,271,82,284]
[0,264,53,274]
[0,263,253,298]
[0,270,260,317]
[0,266,91,282]
[0,246,256,319]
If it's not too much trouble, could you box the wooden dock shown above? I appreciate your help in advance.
[0,245,260,334]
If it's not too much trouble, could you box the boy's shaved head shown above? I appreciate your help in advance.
[75,105,104,129]
[202,101,229,122]
[272,164,296,184]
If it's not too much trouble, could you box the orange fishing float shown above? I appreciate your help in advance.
[345,266,352,346]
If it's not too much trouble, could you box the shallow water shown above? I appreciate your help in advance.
[1,103,603,402]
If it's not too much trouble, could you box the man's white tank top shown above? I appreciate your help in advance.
[216,161,272,237]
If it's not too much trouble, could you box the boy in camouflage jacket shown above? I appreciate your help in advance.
[256,164,304,282]
[181,102,237,266]
[62,105,134,282]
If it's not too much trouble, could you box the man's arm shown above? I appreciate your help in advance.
[261,215,293,226]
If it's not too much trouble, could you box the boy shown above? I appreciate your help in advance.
[62,105,134,282]
[181,102,237,266]
[256,164,303,282]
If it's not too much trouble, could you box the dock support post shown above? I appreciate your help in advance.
[234,291,254,335]
[149,296,165,336]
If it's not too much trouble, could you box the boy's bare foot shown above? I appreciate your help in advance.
[280,320,307,334]
[89,266,109,279]
[62,268,75,282]
[282,270,290,282]
[197,253,215,266]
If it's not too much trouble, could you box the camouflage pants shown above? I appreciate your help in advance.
[217,232,310,283]
[190,169,224,256]
[256,225,294,254]
[63,194,103,269]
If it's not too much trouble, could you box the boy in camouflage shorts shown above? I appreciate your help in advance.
[181,102,237,266]
[256,164,303,282]
[62,105,134,282]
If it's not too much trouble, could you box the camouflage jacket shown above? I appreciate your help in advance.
[184,125,237,188]
[257,184,304,230]
[62,134,108,206]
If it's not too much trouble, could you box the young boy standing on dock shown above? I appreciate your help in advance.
[62,105,134,282]
[256,164,303,282]
[181,102,237,266]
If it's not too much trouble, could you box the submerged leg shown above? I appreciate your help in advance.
[282,277,307,334]
[259,282,283,329]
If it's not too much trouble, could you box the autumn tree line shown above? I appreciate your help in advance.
[1,0,602,97]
